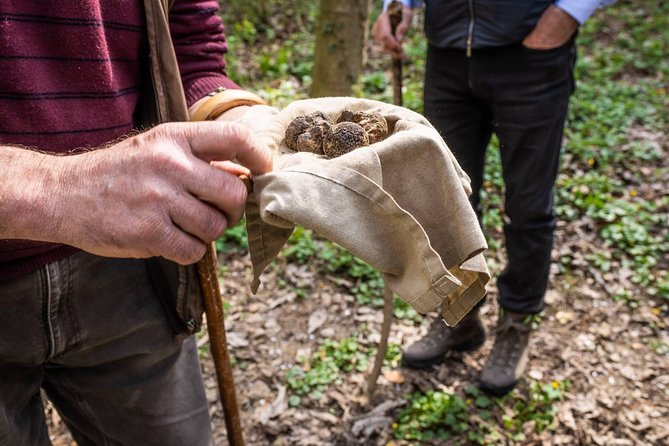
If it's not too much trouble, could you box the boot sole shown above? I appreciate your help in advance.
[479,380,518,396]
[401,330,486,370]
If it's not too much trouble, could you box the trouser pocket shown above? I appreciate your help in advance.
[144,258,204,336]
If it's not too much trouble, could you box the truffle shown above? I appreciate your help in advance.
[336,109,388,144]
[323,122,369,158]
[284,111,333,154]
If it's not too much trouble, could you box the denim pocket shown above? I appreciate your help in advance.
[144,258,204,336]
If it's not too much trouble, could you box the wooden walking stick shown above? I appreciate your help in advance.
[197,244,245,446]
[388,0,404,107]
[365,0,405,406]
[365,284,394,403]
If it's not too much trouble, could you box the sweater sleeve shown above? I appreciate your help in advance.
[169,0,240,107]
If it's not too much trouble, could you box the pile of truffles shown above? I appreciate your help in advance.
[284,109,388,158]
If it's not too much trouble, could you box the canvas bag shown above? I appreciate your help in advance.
[238,97,489,325]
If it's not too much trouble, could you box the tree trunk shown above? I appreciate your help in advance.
[310,0,371,97]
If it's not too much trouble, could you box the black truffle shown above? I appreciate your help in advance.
[323,122,369,158]
[336,110,388,144]
[284,111,333,154]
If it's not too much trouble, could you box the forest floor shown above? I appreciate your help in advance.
[201,230,668,446]
[46,127,669,446]
[47,1,667,445]
[48,227,669,446]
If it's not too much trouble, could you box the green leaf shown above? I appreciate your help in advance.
[475,396,491,409]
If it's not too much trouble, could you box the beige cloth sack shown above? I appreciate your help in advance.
[238,97,489,325]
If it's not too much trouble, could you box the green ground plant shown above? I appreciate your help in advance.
[285,337,402,406]
[394,381,569,444]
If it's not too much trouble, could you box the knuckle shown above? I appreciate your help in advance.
[150,219,175,247]
[217,172,247,202]
[159,230,204,265]
[231,177,249,203]
[211,175,247,226]
[139,125,190,170]
[202,212,227,242]
[153,142,187,169]
[226,178,248,218]
[144,183,167,203]
[223,121,253,147]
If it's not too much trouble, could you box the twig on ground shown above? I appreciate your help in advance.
[587,264,616,297]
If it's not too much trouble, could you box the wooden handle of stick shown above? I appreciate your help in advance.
[197,244,245,446]
[388,1,403,106]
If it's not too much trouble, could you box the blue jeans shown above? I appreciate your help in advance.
[0,252,212,445]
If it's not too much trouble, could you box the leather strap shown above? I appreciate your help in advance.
[191,89,267,122]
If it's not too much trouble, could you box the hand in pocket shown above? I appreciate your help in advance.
[522,5,579,50]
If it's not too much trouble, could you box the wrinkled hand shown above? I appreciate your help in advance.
[372,6,413,60]
[523,5,578,50]
[54,122,272,264]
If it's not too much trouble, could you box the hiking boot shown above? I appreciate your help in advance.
[402,309,486,369]
[479,309,533,396]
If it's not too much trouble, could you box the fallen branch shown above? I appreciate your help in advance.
[587,264,616,297]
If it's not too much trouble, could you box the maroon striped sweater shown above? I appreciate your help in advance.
[0,0,239,279]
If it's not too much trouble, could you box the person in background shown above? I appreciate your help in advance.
[0,1,272,444]
[373,0,613,395]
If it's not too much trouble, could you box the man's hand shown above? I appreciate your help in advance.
[1,122,272,264]
[372,6,413,60]
[523,5,579,50]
